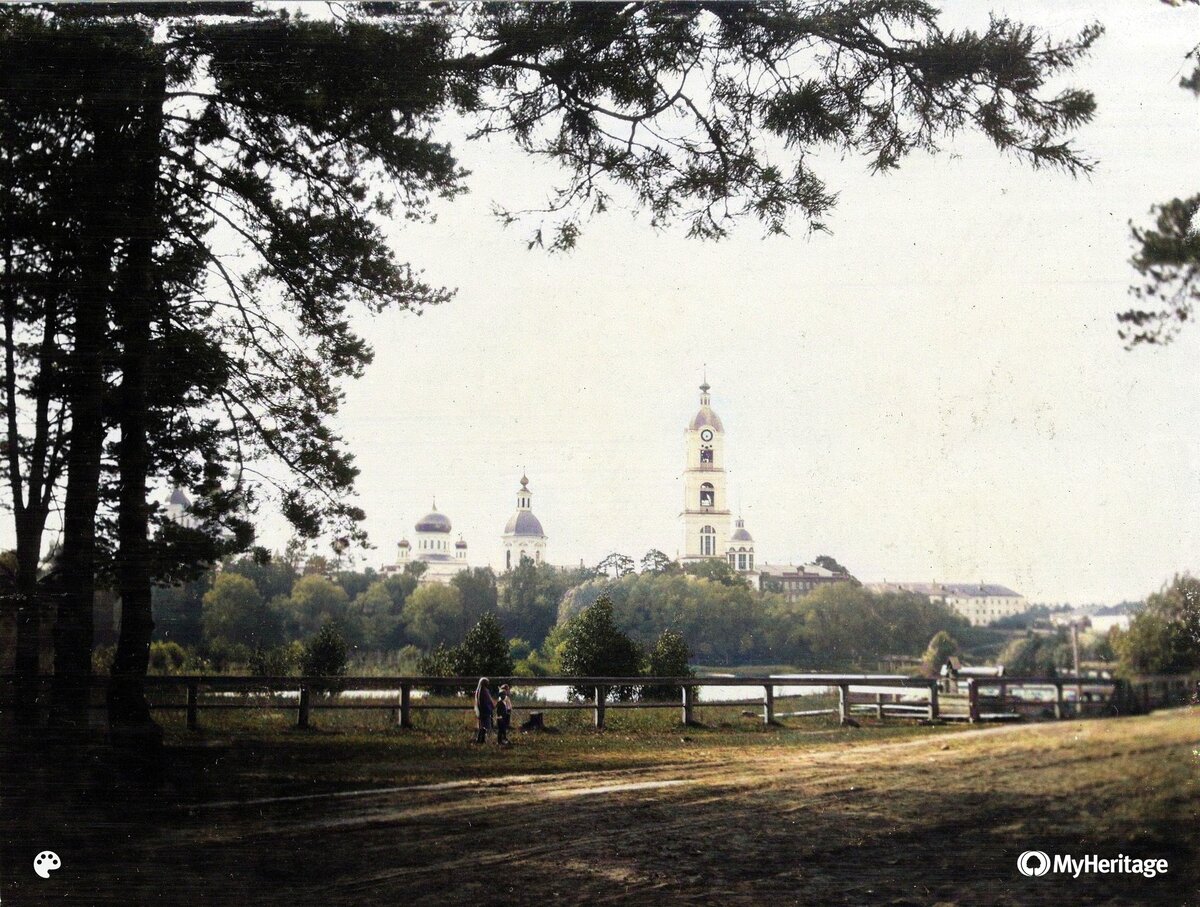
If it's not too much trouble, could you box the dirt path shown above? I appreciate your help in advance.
[8,710,1199,906]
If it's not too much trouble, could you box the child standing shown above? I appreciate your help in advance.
[495,683,513,745]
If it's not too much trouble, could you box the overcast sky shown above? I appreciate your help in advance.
[248,2,1200,603]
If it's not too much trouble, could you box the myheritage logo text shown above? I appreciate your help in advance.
[1017,851,1168,879]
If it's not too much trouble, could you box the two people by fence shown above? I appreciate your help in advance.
[473,677,512,745]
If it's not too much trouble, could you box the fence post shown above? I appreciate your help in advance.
[1054,681,1065,720]
[298,684,311,729]
[398,682,412,729]
[186,680,198,731]
[928,680,939,720]
[837,684,850,725]
[998,681,1007,714]
[593,685,606,729]
[967,679,980,723]
[874,692,884,719]
[763,685,775,725]
[681,684,695,726]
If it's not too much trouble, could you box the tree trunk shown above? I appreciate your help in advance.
[50,117,119,735]
[3,242,41,726]
[107,55,165,741]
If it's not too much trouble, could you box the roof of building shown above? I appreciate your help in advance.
[886,582,1022,598]
[398,538,410,548]
[758,563,845,579]
[455,538,468,549]
[504,510,545,537]
[415,508,452,533]
[689,405,724,433]
[730,522,754,543]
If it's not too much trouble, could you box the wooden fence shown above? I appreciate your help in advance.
[3,672,1195,731]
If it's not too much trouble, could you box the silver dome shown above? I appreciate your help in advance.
[504,510,545,537]
[689,405,724,432]
[730,526,754,543]
[415,510,452,533]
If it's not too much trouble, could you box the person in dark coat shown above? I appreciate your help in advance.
[473,677,496,744]
[495,684,513,745]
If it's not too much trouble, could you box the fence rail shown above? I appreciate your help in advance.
[2,672,1194,732]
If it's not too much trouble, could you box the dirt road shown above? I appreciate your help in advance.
[7,709,1198,905]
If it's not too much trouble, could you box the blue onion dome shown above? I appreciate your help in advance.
[455,537,468,549]
[415,507,452,534]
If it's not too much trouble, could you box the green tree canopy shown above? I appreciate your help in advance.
[1114,574,1200,675]
[281,574,351,640]
[201,572,282,651]
[559,595,644,701]
[643,628,694,702]
[403,583,469,649]
[453,612,515,679]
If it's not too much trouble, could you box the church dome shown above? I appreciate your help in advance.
[689,406,725,432]
[504,510,545,537]
[455,538,468,549]
[730,525,753,543]
[415,509,451,533]
[689,379,724,432]
[398,538,410,549]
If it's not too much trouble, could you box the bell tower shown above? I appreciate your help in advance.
[681,379,731,562]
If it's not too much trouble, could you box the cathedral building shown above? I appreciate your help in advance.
[384,501,470,585]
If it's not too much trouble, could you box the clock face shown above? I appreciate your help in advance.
[700,428,714,442]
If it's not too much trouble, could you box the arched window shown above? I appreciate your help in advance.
[506,550,511,570]
[699,482,715,508]
[728,552,736,567]
[700,447,713,464]
[700,525,716,556]
[535,550,542,563]
[738,553,747,571]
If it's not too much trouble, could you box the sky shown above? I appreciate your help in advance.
[253,2,1199,604]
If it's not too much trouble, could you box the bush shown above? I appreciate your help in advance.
[148,640,190,675]
[454,612,514,678]
[998,632,1071,676]
[559,595,643,701]
[250,641,304,677]
[642,629,693,701]
[301,621,350,690]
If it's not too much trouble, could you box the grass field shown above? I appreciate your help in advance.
[3,705,1197,905]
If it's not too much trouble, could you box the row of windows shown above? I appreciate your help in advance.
[727,552,754,571]
[505,549,543,569]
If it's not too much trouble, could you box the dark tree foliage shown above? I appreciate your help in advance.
[559,595,644,701]
[594,552,636,578]
[814,554,849,575]
[640,549,679,575]
[1114,574,1200,675]
[453,612,515,679]
[642,628,694,702]
[682,558,748,587]
[499,558,573,645]
[1119,0,1199,345]
[300,620,350,688]
[450,2,1100,248]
